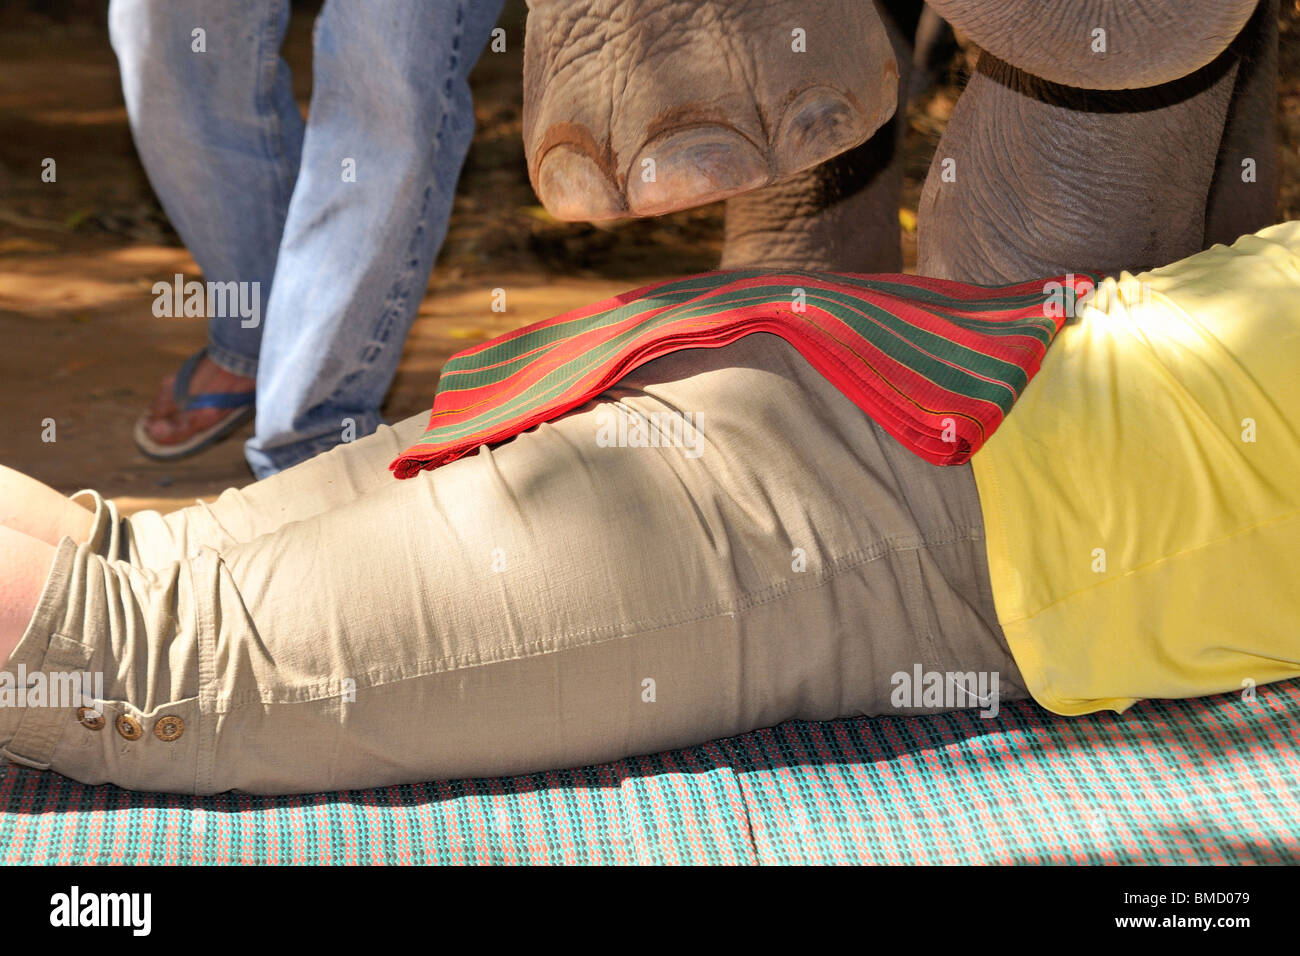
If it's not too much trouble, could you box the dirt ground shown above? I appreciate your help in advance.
[1,1,1297,515]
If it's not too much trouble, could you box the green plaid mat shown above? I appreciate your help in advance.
[3,680,1297,864]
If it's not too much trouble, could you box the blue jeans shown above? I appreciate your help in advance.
[109,0,503,476]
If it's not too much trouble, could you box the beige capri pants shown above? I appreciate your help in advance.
[1,335,1025,794]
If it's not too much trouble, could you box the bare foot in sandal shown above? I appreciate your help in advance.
[136,352,256,458]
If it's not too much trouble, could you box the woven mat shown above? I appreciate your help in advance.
[3,680,1297,865]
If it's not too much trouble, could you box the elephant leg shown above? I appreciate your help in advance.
[1205,0,1279,248]
[908,4,949,103]
[917,50,1240,284]
[720,131,906,272]
[720,0,919,272]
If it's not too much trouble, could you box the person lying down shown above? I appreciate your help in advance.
[0,221,1297,796]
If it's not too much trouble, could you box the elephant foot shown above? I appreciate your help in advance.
[522,0,900,221]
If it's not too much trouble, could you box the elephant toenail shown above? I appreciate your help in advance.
[625,127,769,217]
[535,146,627,222]
[774,86,883,179]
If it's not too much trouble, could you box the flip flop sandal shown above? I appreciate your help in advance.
[133,348,256,461]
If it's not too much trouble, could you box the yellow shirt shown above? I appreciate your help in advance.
[973,221,1300,716]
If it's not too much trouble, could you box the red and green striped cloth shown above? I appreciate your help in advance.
[391,270,1101,478]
